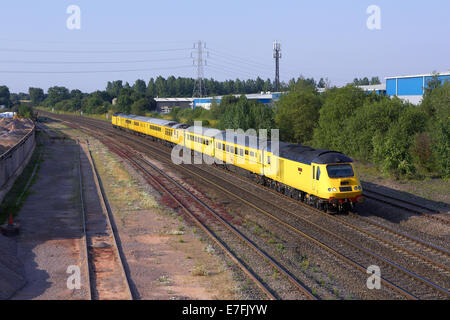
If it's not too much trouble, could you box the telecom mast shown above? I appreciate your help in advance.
[273,41,281,91]
[192,40,208,97]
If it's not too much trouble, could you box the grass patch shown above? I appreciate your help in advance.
[192,264,209,276]
[158,275,172,286]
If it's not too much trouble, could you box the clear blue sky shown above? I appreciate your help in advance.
[0,0,449,93]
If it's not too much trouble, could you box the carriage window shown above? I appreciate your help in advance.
[223,144,226,151]
[226,145,229,152]
[245,150,249,156]
[240,149,243,156]
[267,156,271,164]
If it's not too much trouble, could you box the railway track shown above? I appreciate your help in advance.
[78,139,133,300]
[363,189,450,225]
[96,135,316,300]
[48,113,449,299]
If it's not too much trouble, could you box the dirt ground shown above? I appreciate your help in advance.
[45,121,240,300]
[0,118,34,155]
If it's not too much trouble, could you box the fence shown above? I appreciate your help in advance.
[0,126,36,204]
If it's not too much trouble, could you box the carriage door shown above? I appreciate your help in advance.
[312,164,320,194]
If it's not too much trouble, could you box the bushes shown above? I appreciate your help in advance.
[411,133,434,172]
[312,85,367,150]
[428,118,450,178]
[18,103,34,119]
[275,87,321,144]
[218,95,275,132]
[306,84,449,179]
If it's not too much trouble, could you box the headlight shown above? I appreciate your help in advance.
[332,188,337,192]
[355,186,358,190]
[358,186,362,190]
[328,188,332,192]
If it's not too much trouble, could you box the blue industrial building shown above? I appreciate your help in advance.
[386,71,450,104]
[193,92,282,109]
[155,92,282,113]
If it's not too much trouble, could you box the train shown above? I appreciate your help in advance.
[112,112,364,213]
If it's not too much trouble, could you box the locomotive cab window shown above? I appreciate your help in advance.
[326,164,354,178]
[316,167,321,180]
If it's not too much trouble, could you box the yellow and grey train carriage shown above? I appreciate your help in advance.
[263,143,364,212]
[112,113,179,142]
[112,112,364,213]
[183,125,222,157]
[212,130,266,177]
[209,131,363,213]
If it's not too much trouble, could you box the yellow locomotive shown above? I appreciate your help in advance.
[112,113,364,213]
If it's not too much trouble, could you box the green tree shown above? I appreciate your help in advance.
[372,107,427,177]
[425,72,442,95]
[18,103,34,118]
[318,78,326,88]
[29,87,44,106]
[131,98,151,116]
[133,79,147,96]
[275,87,321,144]
[106,80,123,98]
[421,80,449,117]
[0,86,11,108]
[86,94,104,114]
[421,81,450,177]
[313,85,367,151]
[116,88,133,113]
[45,86,70,106]
[345,97,405,159]
[169,106,181,122]
[370,77,381,85]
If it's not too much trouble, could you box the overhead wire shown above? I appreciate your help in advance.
[208,48,273,70]
[0,57,188,65]
[0,47,192,54]
[207,62,268,80]
[0,65,193,74]
[208,54,272,75]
